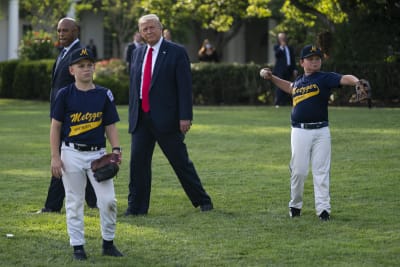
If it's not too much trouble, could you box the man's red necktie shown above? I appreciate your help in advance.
[142,47,153,112]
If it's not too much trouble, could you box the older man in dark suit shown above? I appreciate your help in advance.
[125,14,213,216]
[38,17,97,213]
[273,32,297,107]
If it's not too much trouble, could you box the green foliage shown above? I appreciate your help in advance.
[20,0,70,32]
[12,60,52,100]
[1,59,399,105]
[271,0,400,64]
[18,31,57,60]
[94,58,129,103]
[192,62,272,105]
[0,100,399,266]
[77,0,145,57]
[0,60,19,98]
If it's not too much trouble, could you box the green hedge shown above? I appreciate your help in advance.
[192,63,271,105]
[1,59,399,106]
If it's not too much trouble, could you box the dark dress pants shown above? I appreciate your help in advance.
[44,175,97,211]
[127,112,212,215]
[274,71,292,106]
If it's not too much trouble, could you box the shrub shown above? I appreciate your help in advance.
[94,58,129,105]
[0,60,19,98]
[18,31,58,60]
[191,63,272,105]
[12,60,52,100]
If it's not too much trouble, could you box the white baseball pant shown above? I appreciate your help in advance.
[288,126,331,215]
[61,144,117,246]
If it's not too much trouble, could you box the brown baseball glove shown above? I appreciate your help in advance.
[355,79,371,103]
[91,153,120,182]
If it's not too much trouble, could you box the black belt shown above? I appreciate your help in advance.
[291,121,329,129]
[64,142,105,151]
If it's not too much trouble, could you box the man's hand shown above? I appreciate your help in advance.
[180,120,192,134]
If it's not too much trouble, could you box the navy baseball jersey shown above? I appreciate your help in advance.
[52,84,120,145]
[291,71,342,123]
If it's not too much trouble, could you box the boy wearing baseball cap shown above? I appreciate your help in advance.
[50,48,123,260]
[260,44,364,221]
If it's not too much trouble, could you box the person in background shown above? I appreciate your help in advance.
[126,32,144,70]
[37,17,97,214]
[125,14,213,216]
[272,32,297,107]
[86,39,98,60]
[198,39,219,62]
[163,28,172,41]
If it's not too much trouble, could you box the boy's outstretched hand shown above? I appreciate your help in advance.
[260,68,273,80]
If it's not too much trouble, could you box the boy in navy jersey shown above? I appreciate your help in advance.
[50,48,123,260]
[260,45,364,221]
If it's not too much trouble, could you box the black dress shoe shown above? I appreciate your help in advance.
[103,245,123,257]
[36,208,60,214]
[200,203,214,212]
[73,249,87,261]
[124,209,147,216]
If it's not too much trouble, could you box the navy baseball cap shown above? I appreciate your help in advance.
[69,48,95,65]
[300,45,323,59]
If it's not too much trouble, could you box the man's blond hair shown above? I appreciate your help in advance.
[138,14,163,29]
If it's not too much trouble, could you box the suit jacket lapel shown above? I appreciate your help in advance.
[53,42,81,80]
[136,46,147,95]
[151,40,168,88]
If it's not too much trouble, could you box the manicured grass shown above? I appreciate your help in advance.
[0,99,399,266]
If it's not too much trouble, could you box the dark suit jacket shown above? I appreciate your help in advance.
[50,41,81,113]
[128,40,193,134]
[273,44,296,79]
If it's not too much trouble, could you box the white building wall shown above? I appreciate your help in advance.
[0,13,8,61]
[223,25,246,63]
[8,0,19,59]
[80,12,104,59]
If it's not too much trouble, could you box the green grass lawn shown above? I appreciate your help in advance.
[0,99,399,266]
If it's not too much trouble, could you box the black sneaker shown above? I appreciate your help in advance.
[319,210,330,221]
[103,245,124,257]
[289,207,301,218]
[73,249,87,261]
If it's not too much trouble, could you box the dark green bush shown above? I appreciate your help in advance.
[192,63,272,105]
[322,62,400,106]
[0,60,19,98]
[0,59,399,106]
[13,60,52,100]
[94,76,129,105]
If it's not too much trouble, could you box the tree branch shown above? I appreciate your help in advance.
[289,0,336,32]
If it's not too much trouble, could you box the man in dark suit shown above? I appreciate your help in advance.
[125,14,213,216]
[273,32,297,107]
[38,17,97,213]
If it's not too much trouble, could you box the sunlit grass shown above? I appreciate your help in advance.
[0,99,399,266]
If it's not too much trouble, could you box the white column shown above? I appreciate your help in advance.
[67,0,78,19]
[8,0,19,59]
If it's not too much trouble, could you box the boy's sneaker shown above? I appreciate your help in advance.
[103,245,124,257]
[289,207,301,218]
[73,249,87,261]
[319,210,330,221]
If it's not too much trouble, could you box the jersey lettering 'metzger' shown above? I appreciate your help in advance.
[70,112,103,123]
[292,84,320,107]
